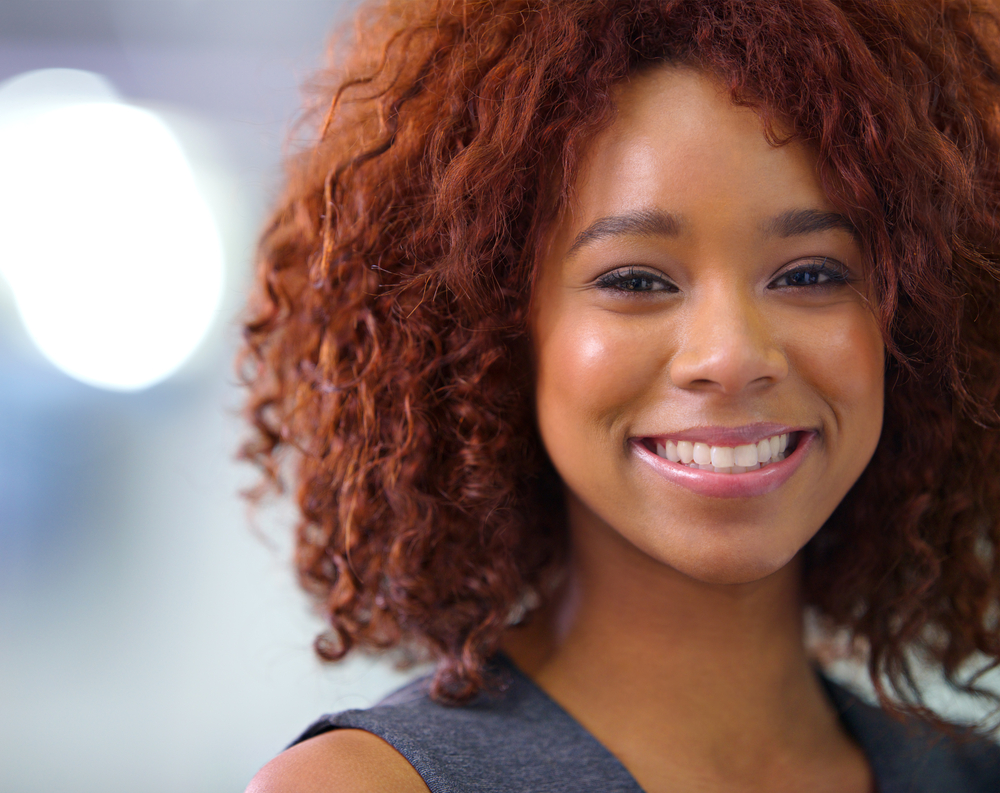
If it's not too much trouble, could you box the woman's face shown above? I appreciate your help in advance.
[531,66,884,585]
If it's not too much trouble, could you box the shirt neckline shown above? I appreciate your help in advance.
[493,652,887,792]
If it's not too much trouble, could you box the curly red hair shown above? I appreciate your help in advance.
[241,0,1000,722]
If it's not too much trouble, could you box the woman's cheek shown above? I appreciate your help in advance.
[790,304,884,456]
[539,315,661,435]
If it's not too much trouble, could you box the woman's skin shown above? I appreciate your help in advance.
[248,65,883,793]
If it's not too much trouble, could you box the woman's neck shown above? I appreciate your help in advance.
[501,501,872,793]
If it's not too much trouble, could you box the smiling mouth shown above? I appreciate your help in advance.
[642,432,800,475]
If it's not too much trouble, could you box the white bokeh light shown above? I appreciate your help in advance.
[0,69,225,391]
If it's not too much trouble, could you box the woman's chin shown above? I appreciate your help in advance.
[648,535,804,587]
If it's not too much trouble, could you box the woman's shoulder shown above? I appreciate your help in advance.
[245,674,444,793]
[244,728,430,793]
[246,659,647,793]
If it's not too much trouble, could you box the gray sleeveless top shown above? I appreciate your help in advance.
[292,655,1000,792]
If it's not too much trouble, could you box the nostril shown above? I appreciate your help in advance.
[669,352,788,394]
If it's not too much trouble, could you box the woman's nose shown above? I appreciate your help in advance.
[668,288,788,394]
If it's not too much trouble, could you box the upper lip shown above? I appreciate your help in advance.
[640,422,808,447]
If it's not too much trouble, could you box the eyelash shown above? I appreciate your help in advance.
[594,259,850,294]
[768,258,850,289]
[595,266,679,293]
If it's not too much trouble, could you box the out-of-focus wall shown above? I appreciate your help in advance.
[0,3,420,792]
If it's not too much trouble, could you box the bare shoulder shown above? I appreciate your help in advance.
[245,728,430,793]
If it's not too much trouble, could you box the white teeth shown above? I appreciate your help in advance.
[652,432,793,473]
[734,444,757,467]
[710,446,735,468]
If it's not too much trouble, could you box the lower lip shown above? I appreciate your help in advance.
[632,432,815,499]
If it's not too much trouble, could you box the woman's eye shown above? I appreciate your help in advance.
[595,267,677,293]
[769,259,849,289]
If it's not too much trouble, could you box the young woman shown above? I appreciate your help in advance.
[242,1,1000,790]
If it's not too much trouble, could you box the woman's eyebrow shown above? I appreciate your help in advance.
[762,208,858,241]
[564,207,858,260]
[565,208,682,259]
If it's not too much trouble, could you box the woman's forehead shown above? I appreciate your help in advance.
[548,66,834,261]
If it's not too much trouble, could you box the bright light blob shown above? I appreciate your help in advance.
[0,70,225,391]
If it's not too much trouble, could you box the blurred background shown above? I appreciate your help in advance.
[0,2,419,792]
